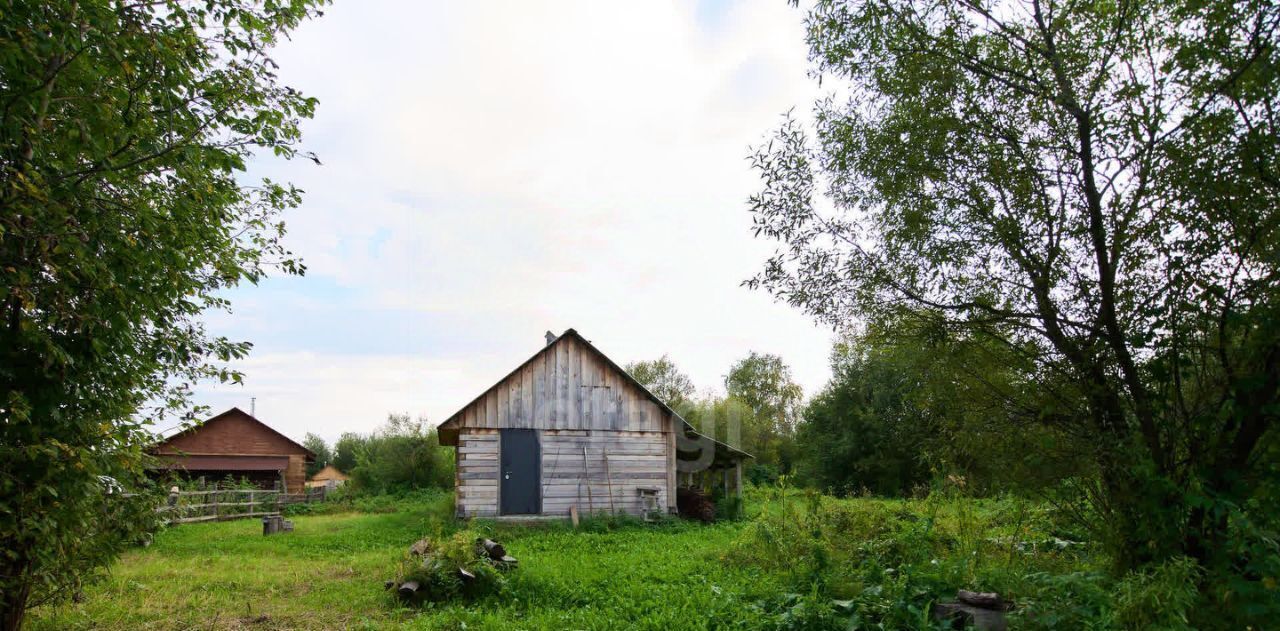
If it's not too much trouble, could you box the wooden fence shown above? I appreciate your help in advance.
[158,488,326,525]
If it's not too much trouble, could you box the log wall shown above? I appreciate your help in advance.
[454,429,672,519]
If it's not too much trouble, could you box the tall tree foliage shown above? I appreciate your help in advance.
[625,355,697,409]
[332,431,362,474]
[798,313,1093,496]
[799,329,934,496]
[749,0,1278,582]
[348,414,454,495]
[303,433,332,477]
[0,1,324,627]
[725,352,804,476]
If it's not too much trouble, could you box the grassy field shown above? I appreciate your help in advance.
[29,488,1182,630]
[28,492,784,630]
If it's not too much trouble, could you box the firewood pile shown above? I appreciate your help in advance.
[677,487,716,523]
[386,535,518,604]
[932,590,1012,631]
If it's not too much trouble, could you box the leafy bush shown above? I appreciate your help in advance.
[728,488,1114,628]
[1110,556,1200,631]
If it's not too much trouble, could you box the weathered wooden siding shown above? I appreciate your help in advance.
[456,429,499,518]
[453,428,673,518]
[452,335,667,433]
[540,430,669,517]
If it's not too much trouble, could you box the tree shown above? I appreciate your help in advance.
[348,414,454,494]
[0,2,323,627]
[332,432,362,474]
[748,0,1278,602]
[625,355,697,409]
[798,313,1090,496]
[724,352,804,476]
[303,433,332,478]
[799,331,932,496]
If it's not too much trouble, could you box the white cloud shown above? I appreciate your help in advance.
[198,1,838,443]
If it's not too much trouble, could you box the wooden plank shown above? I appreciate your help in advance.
[521,362,534,428]
[666,421,677,512]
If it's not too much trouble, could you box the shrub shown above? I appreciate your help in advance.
[1110,556,1200,631]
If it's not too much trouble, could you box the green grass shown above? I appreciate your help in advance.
[33,488,1166,630]
[28,492,782,630]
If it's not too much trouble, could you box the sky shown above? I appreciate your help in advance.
[192,0,837,444]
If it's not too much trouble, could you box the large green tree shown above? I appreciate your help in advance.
[332,431,362,474]
[724,352,804,475]
[0,1,324,627]
[625,355,697,409]
[303,433,332,477]
[749,0,1278,597]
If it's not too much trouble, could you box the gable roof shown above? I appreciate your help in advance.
[153,407,317,460]
[436,329,751,462]
[309,464,350,481]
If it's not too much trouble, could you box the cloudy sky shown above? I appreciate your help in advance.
[193,0,837,444]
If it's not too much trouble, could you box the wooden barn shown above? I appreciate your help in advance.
[437,329,750,519]
[150,407,315,493]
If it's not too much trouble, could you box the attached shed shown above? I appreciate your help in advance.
[438,329,750,519]
[150,407,315,493]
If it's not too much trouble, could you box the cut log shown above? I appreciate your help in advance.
[398,581,420,598]
[933,602,1007,631]
[957,590,1007,610]
[409,538,432,557]
[479,538,506,559]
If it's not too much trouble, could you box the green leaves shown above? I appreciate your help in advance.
[749,0,1279,621]
[0,0,326,624]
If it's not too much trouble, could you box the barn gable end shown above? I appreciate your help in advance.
[439,329,749,520]
[151,408,315,493]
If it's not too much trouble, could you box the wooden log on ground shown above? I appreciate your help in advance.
[409,538,432,557]
[933,602,1007,631]
[398,581,420,598]
[479,538,506,559]
[957,590,1006,610]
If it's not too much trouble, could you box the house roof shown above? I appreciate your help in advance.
[309,464,350,481]
[152,407,317,461]
[436,329,751,462]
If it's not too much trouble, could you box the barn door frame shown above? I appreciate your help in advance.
[499,429,541,515]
